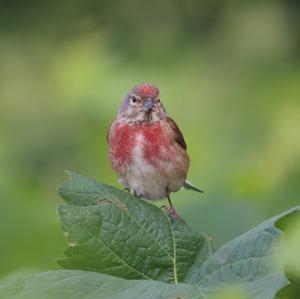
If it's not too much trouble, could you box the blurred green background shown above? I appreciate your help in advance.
[0,0,300,280]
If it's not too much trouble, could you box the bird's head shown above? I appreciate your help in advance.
[118,83,166,123]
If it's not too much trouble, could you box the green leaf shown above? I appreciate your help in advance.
[57,171,213,284]
[2,172,297,299]
[192,207,300,298]
[0,270,204,299]
[56,172,300,298]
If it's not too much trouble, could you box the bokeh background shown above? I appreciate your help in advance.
[0,0,300,281]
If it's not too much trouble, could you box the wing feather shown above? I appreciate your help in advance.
[165,116,187,150]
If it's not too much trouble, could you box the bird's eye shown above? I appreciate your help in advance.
[131,96,137,103]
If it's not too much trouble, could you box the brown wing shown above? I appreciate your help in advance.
[166,116,187,150]
[107,126,111,142]
[106,120,115,143]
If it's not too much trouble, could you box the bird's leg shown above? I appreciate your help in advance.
[133,189,143,198]
[164,195,185,223]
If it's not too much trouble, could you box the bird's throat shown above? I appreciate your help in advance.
[144,111,152,123]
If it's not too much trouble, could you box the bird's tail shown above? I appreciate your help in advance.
[183,180,204,193]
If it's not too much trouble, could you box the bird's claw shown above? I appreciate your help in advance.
[163,206,185,223]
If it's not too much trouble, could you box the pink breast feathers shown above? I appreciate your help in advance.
[109,122,172,173]
[140,123,172,166]
[109,123,136,167]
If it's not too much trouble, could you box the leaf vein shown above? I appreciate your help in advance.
[61,188,175,261]
[197,254,275,286]
[163,213,178,285]
[83,220,153,281]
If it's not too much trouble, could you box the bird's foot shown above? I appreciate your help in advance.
[162,206,185,223]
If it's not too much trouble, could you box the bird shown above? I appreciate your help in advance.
[107,83,203,221]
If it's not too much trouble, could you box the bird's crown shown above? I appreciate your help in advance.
[132,83,160,98]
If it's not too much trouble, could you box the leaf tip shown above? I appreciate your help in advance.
[63,170,78,179]
[57,170,80,195]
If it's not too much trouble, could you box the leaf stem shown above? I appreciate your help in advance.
[173,258,178,285]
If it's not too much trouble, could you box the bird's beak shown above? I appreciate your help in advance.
[143,97,153,111]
